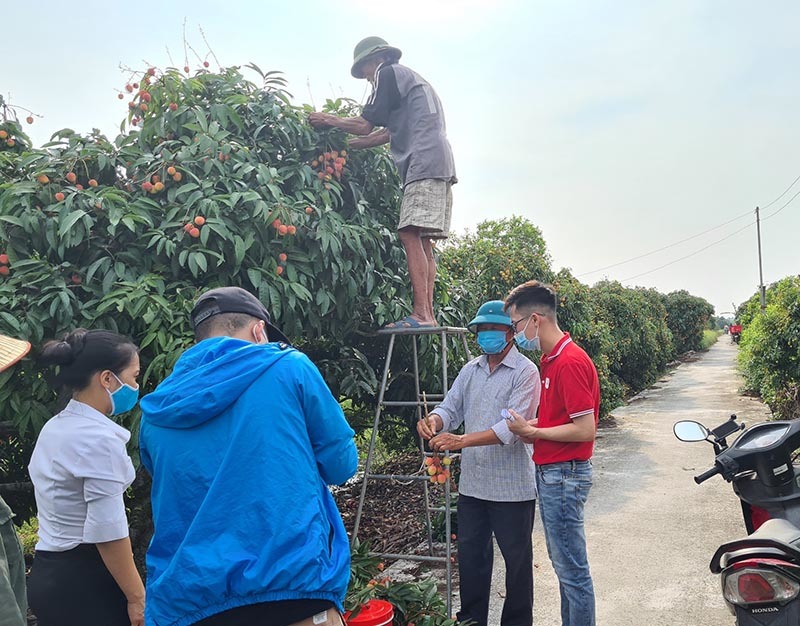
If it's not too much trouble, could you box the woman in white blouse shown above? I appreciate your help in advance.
[27,329,145,626]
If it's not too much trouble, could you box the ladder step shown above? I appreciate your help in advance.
[368,552,453,563]
[427,506,457,513]
[382,399,443,407]
[366,473,428,481]
[376,326,469,336]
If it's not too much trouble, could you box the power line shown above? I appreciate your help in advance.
[762,187,800,221]
[620,221,755,282]
[619,188,800,283]
[761,172,800,210]
[576,209,752,277]
[578,170,800,278]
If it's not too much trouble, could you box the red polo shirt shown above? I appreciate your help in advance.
[534,333,600,465]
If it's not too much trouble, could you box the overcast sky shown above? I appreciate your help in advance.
[3,0,798,314]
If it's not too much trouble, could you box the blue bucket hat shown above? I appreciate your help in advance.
[467,300,512,334]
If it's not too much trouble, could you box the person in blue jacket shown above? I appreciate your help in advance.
[139,286,358,626]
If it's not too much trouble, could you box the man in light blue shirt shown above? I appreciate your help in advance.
[417,301,540,626]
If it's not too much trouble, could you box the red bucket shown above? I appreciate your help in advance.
[344,599,394,626]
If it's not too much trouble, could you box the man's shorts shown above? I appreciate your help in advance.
[398,178,453,240]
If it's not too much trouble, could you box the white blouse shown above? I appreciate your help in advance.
[28,399,136,551]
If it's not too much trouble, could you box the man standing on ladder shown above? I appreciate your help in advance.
[417,300,540,626]
[308,36,457,329]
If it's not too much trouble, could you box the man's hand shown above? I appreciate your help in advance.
[308,112,335,129]
[348,137,371,149]
[429,432,466,452]
[506,409,539,439]
[417,413,443,440]
[349,128,390,150]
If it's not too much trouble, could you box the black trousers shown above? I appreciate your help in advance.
[194,600,336,626]
[456,495,536,626]
[28,544,128,626]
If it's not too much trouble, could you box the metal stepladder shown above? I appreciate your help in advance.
[351,325,472,616]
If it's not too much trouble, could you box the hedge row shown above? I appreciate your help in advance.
[737,276,800,420]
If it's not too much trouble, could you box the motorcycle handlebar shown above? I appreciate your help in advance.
[694,465,721,484]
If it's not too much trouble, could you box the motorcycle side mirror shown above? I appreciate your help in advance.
[673,420,710,442]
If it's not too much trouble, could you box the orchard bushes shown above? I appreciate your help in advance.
[662,290,714,354]
[438,221,708,410]
[738,276,800,420]
[553,272,625,417]
[437,215,553,317]
[587,282,673,395]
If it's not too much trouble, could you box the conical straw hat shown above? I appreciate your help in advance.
[0,334,31,373]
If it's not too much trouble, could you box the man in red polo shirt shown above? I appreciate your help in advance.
[503,280,598,626]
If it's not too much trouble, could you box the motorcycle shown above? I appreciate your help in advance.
[674,415,800,624]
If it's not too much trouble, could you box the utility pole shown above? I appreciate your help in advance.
[755,206,766,312]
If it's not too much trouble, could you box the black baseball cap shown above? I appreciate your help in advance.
[191,286,290,345]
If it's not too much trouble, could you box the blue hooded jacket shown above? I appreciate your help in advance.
[139,337,358,626]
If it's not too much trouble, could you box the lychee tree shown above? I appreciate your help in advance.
[0,63,423,437]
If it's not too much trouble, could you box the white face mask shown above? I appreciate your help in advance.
[252,323,268,345]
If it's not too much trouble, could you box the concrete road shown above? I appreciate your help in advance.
[484,335,773,625]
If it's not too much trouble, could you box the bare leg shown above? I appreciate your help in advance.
[397,227,436,325]
[422,237,436,322]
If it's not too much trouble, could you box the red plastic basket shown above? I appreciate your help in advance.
[344,599,394,626]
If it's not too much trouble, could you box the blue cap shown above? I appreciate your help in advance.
[467,300,512,333]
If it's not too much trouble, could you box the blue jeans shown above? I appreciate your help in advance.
[536,460,595,626]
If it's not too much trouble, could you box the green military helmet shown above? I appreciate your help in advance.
[351,36,402,78]
[467,300,512,334]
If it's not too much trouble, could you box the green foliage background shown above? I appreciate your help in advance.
[661,290,715,354]
[738,275,800,420]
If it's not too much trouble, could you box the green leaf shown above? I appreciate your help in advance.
[0,215,24,227]
[289,282,311,302]
[58,209,88,237]
[192,252,207,273]
[234,236,246,265]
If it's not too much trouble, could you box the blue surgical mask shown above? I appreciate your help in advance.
[107,373,140,415]
[476,330,509,355]
[514,316,541,352]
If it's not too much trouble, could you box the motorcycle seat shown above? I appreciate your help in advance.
[752,518,800,545]
[711,519,800,573]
